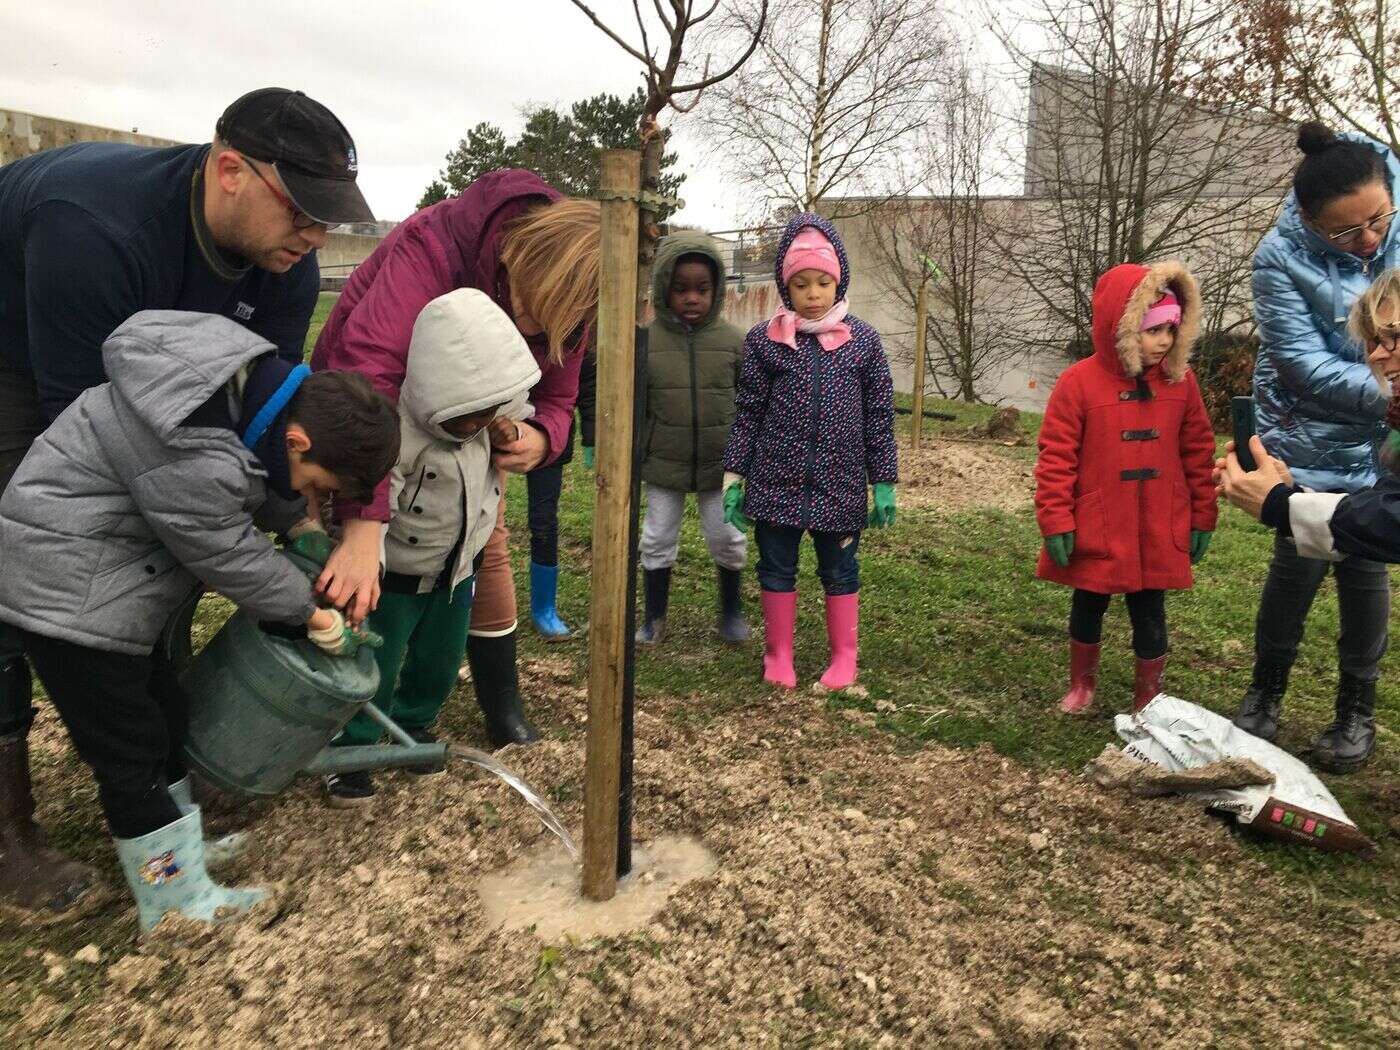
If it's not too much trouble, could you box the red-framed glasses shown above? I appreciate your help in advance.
[242,155,339,232]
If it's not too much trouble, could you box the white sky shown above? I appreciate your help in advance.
[0,0,746,229]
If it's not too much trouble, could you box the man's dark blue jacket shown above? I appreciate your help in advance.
[0,141,318,422]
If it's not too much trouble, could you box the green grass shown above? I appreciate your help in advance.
[509,395,1400,919]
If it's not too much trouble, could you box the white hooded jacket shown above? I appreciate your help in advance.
[384,289,541,591]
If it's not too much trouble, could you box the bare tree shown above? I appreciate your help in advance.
[1202,0,1400,153]
[986,0,1294,362]
[694,0,951,218]
[567,0,769,316]
[865,59,1030,402]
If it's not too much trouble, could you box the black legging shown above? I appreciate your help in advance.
[526,461,564,567]
[1070,588,1167,659]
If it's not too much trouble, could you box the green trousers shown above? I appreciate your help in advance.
[335,579,474,747]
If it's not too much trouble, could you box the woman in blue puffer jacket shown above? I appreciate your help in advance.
[1236,122,1398,774]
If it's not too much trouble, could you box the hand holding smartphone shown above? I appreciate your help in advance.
[1231,396,1257,471]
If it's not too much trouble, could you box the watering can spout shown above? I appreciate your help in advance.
[302,742,449,777]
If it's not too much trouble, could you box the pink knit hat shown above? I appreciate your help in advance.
[781,226,841,285]
[1142,290,1181,331]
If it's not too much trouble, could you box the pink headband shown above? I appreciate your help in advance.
[1142,291,1181,331]
[782,227,841,285]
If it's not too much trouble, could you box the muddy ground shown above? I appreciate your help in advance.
[6,437,1398,1048]
[899,435,1034,513]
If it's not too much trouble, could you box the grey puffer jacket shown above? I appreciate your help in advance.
[384,289,541,590]
[0,311,317,656]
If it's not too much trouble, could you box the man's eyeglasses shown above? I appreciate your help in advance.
[1327,208,1397,247]
[242,155,339,232]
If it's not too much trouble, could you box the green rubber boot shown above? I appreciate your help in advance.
[114,808,267,933]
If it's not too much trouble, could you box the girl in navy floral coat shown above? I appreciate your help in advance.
[722,214,898,690]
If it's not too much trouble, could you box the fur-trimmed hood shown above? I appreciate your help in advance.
[1091,261,1201,382]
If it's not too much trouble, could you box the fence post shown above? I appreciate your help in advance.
[581,150,642,902]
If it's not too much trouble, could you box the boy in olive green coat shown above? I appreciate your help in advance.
[637,233,749,645]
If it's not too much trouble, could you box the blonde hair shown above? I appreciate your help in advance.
[1348,267,1400,347]
[499,198,601,365]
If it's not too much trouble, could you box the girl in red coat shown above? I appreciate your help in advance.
[1035,261,1219,715]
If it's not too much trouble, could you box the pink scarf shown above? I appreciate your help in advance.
[766,298,853,352]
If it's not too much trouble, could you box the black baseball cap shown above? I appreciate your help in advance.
[215,87,374,226]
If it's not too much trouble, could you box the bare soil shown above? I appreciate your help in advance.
[6,438,1397,1048]
[899,436,1035,513]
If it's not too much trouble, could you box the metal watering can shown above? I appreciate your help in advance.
[165,549,447,799]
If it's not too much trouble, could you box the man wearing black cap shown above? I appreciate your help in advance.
[0,87,373,921]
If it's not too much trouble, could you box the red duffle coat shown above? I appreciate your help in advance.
[1035,261,1219,594]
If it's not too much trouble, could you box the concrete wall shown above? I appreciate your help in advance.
[0,108,177,165]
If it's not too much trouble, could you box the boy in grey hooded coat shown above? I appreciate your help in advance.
[326,289,542,807]
[0,310,398,931]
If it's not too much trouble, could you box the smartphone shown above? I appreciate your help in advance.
[1231,396,1257,471]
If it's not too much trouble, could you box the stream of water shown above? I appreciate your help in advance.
[448,745,579,862]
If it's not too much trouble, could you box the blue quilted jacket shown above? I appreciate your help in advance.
[1253,133,1400,493]
[722,214,898,532]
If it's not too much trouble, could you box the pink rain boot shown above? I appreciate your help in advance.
[1058,640,1100,715]
[819,592,859,690]
[760,590,798,689]
[1132,654,1167,713]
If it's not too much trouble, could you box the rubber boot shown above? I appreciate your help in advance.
[760,590,798,689]
[635,567,672,648]
[0,701,102,923]
[1312,673,1377,774]
[1057,640,1100,715]
[465,630,540,747]
[114,808,267,934]
[529,562,572,642]
[168,777,251,868]
[1131,653,1167,714]
[819,592,859,690]
[716,568,751,644]
[1233,662,1289,743]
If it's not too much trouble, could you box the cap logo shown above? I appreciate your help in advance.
[347,146,357,174]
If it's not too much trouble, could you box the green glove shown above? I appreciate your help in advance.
[288,530,336,567]
[1044,531,1075,568]
[1190,529,1213,564]
[723,477,750,530]
[308,610,384,657]
[868,482,897,528]
[582,446,595,470]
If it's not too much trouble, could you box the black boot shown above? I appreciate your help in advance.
[1233,662,1289,742]
[464,630,540,748]
[716,567,750,644]
[0,691,102,922]
[1312,674,1377,774]
[636,567,672,647]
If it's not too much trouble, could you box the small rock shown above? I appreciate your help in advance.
[842,808,867,822]
[352,863,374,886]
[874,698,896,712]
[1028,832,1050,852]
[73,944,102,965]
[45,963,66,983]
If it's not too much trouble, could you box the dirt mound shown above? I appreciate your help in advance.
[15,657,1396,1048]
[900,436,1035,513]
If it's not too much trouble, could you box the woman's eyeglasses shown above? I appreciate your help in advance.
[1327,208,1397,247]
[242,155,339,232]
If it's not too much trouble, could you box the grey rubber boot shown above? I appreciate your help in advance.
[114,808,267,933]
[1311,674,1377,774]
[1233,662,1289,742]
[716,567,750,644]
[168,777,251,869]
[636,567,672,647]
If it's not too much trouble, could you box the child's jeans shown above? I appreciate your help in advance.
[335,575,475,747]
[754,522,860,595]
[526,461,564,567]
[640,483,747,571]
[1069,588,1166,658]
[21,630,187,838]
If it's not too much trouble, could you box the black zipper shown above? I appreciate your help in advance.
[803,337,822,522]
[688,329,700,491]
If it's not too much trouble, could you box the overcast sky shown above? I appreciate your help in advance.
[0,0,746,229]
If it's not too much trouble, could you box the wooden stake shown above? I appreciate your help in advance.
[582,150,642,902]
[911,278,929,450]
